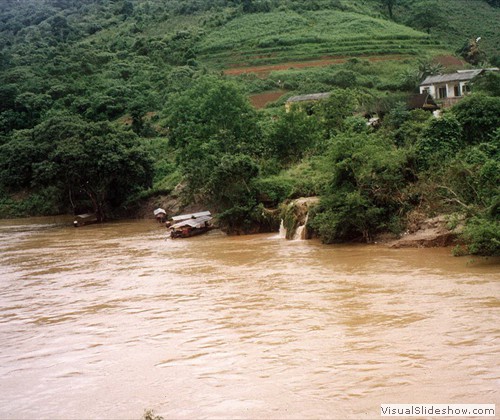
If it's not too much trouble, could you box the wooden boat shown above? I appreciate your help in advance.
[153,208,167,223]
[73,213,98,227]
[168,211,213,239]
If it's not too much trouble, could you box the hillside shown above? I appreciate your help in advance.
[197,10,436,68]
[1,0,497,117]
[390,0,500,60]
[0,0,499,255]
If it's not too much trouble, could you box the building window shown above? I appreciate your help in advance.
[454,85,461,97]
[438,87,447,99]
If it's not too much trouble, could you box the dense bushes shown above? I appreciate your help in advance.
[460,217,500,256]
[0,113,154,219]
[301,90,499,255]
[309,131,410,242]
[452,94,500,144]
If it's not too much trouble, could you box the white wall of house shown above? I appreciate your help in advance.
[420,81,469,99]
[420,85,436,96]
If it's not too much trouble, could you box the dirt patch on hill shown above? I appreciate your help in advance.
[224,54,411,77]
[224,58,346,77]
[249,90,287,108]
[432,55,466,68]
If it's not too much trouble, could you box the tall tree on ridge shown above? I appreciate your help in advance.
[381,0,396,19]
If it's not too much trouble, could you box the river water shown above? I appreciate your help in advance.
[0,217,498,419]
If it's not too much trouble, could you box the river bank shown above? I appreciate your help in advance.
[132,192,466,251]
[0,187,475,253]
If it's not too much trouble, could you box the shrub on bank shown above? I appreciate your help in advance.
[460,216,500,256]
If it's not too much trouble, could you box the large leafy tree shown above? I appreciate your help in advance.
[0,113,153,219]
[380,0,397,19]
[163,76,263,230]
[406,1,444,34]
[264,108,322,165]
[416,113,464,169]
[165,76,260,151]
[313,89,357,137]
[164,76,262,191]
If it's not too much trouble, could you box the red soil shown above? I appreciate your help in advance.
[249,90,287,108]
[224,54,411,77]
[432,55,466,68]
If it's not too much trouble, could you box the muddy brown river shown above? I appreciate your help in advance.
[0,217,498,419]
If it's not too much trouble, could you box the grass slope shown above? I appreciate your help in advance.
[198,10,440,68]
[390,0,500,59]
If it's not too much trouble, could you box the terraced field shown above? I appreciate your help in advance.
[198,10,441,69]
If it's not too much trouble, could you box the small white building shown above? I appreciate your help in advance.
[419,69,482,100]
[419,68,498,107]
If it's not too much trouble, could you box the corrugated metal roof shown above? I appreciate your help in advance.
[171,211,211,222]
[75,213,96,220]
[153,208,166,216]
[171,215,212,229]
[286,92,331,103]
[420,70,483,86]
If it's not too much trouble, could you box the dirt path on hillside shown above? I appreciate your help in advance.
[223,54,412,77]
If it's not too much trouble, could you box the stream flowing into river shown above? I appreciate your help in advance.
[0,217,498,419]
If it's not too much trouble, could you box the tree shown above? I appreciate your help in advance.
[440,135,499,210]
[406,1,444,34]
[49,15,72,42]
[458,38,486,66]
[416,113,464,169]
[461,217,500,256]
[163,76,263,230]
[472,72,500,97]
[120,1,134,18]
[387,108,432,148]
[451,140,500,256]
[310,131,409,242]
[14,91,52,127]
[314,89,357,137]
[0,130,41,189]
[164,76,261,152]
[205,153,260,228]
[1,113,154,220]
[381,0,396,19]
[265,108,322,164]
[164,76,261,184]
[331,70,357,88]
[452,94,500,144]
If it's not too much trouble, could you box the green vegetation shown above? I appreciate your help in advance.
[0,112,153,220]
[199,9,435,67]
[389,0,500,59]
[0,0,498,255]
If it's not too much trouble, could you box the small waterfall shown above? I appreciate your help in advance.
[293,225,305,240]
[278,219,287,239]
[278,198,317,240]
[292,213,309,240]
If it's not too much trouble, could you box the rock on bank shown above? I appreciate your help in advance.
[389,215,463,249]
